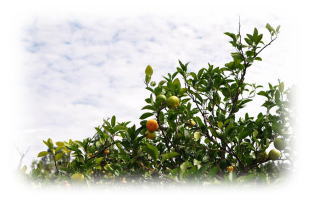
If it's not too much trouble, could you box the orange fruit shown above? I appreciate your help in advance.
[146,119,159,132]
[103,149,110,155]
[226,166,234,172]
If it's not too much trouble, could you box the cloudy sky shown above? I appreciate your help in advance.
[16,14,296,166]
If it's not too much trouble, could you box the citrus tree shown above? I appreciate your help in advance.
[24,23,293,185]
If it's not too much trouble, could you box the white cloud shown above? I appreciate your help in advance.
[18,15,296,166]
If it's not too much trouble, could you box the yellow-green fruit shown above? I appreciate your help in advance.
[274,138,286,151]
[268,149,281,160]
[166,96,180,109]
[194,132,201,141]
[189,119,196,127]
[146,131,156,140]
[71,173,85,182]
[256,151,268,162]
[156,94,166,103]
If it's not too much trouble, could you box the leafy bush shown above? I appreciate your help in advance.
[23,22,293,185]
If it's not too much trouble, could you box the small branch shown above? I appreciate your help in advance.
[85,140,119,162]
[254,36,278,57]
[53,153,59,174]
[16,146,30,170]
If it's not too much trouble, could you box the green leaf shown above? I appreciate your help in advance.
[245,38,252,45]
[173,78,181,90]
[255,57,262,61]
[262,101,276,109]
[194,116,204,128]
[256,34,263,44]
[239,129,250,139]
[217,121,223,129]
[253,28,258,38]
[95,157,104,164]
[142,105,155,111]
[55,146,63,152]
[161,152,180,162]
[208,166,219,177]
[43,138,54,149]
[145,75,151,84]
[139,112,153,120]
[143,143,159,161]
[37,151,48,157]
[193,159,202,169]
[266,23,275,34]
[257,91,268,98]
[180,161,192,172]
[275,90,280,102]
[145,65,153,76]
[224,32,236,41]
[239,99,253,107]
[111,115,116,127]
[55,153,63,161]
[56,141,64,147]
[253,130,259,138]
[279,82,284,92]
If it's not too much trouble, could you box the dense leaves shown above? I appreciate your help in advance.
[23,23,293,185]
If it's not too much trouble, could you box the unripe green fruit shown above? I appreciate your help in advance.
[150,81,156,87]
[274,137,286,151]
[166,96,180,109]
[156,94,166,103]
[256,151,268,162]
[268,149,281,160]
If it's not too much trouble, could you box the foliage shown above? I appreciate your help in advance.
[23,23,293,185]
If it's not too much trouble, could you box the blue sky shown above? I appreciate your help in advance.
[17,15,296,166]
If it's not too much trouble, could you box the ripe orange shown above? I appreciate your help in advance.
[227,166,234,172]
[103,149,110,155]
[146,119,159,132]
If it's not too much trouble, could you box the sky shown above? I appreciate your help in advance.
[2,0,309,199]
[15,14,296,167]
